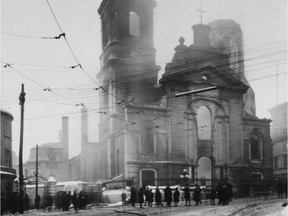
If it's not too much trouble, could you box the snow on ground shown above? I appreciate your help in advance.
[2,197,287,216]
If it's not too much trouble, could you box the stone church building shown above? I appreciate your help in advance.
[96,0,273,194]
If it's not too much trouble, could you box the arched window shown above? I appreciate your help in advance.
[129,11,140,37]
[250,133,262,160]
[197,106,211,140]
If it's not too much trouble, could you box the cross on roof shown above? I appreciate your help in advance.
[197,4,206,24]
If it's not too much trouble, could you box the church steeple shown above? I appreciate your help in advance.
[97,0,160,107]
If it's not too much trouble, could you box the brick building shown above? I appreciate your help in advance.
[96,0,273,194]
[269,102,287,182]
[1,109,17,198]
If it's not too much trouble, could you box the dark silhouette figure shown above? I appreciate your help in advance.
[144,187,149,206]
[1,192,4,214]
[82,191,87,209]
[121,191,127,206]
[173,187,180,206]
[148,189,154,207]
[227,182,233,202]
[194,184,201,206]
[61,192,67,211]
[66,191,71,211]
[164,184,172,207]
[210,187,216,205]
[130,187,137,207]
[155,187,163,207]
[184,184,191,206]
[35,195,40,209]
[138,187,144,208]
[11,192,18,214]
[222,184,229,205]
[277,180,284,198]
[72,191,78,212]
[24,194,29,211]
[217,183,223,205]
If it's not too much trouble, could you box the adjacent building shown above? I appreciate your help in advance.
[24,107,98,182]
[96,0,273,195]
[1,109,17,197]
[269,102,287,181]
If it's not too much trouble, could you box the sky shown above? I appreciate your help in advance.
[1,0,287,162]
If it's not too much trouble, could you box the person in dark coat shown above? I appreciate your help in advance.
[164,184,172,207]
[155,186,163,207]
[277,179,284,198]
[78,191,83,210]
[183,184,191,206]
[227,182,233,202]
[173,187,180,206]
[194,184,201,206]
[121,191,127,206]
[66,191,71,211]
[222,184,229,205]
[144,187,149,206]
[82,191,87,209]
[217,183,223,205]
[35,195,40,209]
[24,194,29,211]
[148,189,154,207]
[138,187,144,208]
[130,186,137,207]
[210,187,216,205]
[72,191,78,212]
[11,192,18,214]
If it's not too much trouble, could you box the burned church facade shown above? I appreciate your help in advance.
[96,0,273,194]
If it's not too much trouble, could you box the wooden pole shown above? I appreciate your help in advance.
[18,83,26,214]
[36,144,38,200]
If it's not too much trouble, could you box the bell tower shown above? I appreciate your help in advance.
[97,0,160,109]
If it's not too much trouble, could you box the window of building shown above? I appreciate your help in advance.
[140,121,155,154]
[5,150,10,166]
[251,172,263,181]
[197,106,211,140]
[250,133,262,160]
[129,11,140,37]
[4,120,11,137]
[116,149,120,175]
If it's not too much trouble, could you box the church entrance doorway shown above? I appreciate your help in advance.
[197,157,212,187]
[141,169,156,188]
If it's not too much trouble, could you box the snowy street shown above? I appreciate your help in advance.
[3,197,287,216]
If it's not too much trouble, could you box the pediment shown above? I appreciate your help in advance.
[160,62,249,93]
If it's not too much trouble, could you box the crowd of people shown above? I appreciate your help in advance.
[59,190,87,212]
[123,182,234,208]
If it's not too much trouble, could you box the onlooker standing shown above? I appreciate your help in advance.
[194,184,201,206]
[72,191,78,212]
[184,184,191,206]
[138,187,144,208]
[217,183,223,205]
[130,186,137,207]
[210,187,216,205]
[148,189,154,207]
[24,193,29,211]
[155,187,163,207]
[35,195,40,209]
[164,184,172,207]
[173,187,180,206]
[121,190,127,206]
[144,187,149,206]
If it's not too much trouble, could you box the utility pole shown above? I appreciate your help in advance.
[35,144,39,202]
[18,83,26,214]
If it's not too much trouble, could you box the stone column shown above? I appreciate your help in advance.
[47,176,57,207]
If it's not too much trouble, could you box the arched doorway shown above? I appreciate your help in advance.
[197,157,212,186]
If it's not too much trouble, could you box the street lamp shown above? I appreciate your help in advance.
[180,169,189,186]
